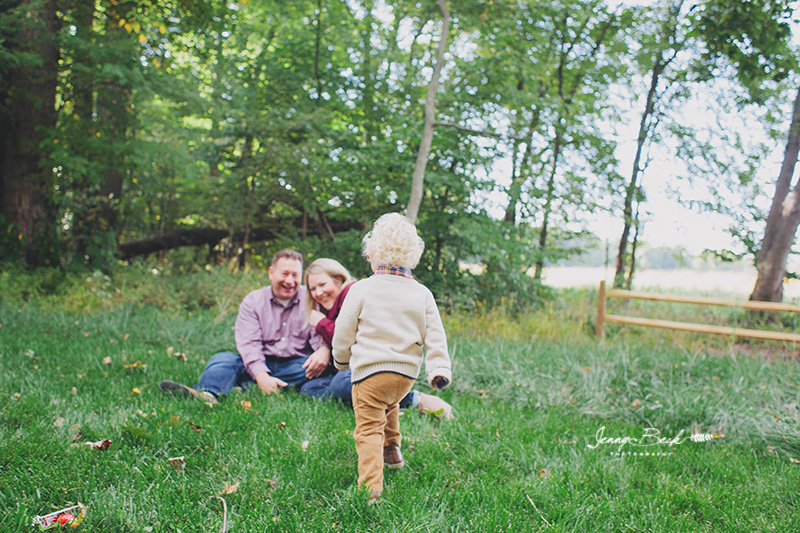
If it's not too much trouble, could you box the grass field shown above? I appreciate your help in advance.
[1,270,800,531]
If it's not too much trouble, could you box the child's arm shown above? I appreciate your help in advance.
[423,292,452,388]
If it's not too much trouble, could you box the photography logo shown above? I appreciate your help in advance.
[587,426,721,457]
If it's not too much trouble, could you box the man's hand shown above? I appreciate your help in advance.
[255,371,288,395]
[302,346,330,379]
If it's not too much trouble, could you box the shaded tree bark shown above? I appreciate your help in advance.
[750,85,800,302]
[118,217,360,260]
[0,0,60,266]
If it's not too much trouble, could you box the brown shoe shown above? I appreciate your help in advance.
[383,445,404,469]
[160,380,218,405]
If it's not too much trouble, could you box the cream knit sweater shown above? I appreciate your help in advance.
[332,273,452,387]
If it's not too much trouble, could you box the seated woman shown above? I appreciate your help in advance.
[299,258,453,419]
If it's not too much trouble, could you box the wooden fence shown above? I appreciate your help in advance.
[596,280,800,343]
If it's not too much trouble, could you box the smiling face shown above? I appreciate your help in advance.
[306,272,343,311]
[269,257,303,300]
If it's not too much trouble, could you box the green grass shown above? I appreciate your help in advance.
[2,278,800,531]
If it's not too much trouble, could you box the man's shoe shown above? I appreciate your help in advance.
[383,445,405,469]
[160,380,218,405]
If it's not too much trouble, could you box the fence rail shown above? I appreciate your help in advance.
[595,280,800,343]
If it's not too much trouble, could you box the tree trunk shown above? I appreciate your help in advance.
[0,0,60,267]
[614,54,665,288]
[533,127,562,280]
[750,85,800,302]
[406,0,449,223]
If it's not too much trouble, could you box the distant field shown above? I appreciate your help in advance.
[542,266,800,301]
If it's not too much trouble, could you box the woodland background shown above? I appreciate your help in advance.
[3,0,800,308]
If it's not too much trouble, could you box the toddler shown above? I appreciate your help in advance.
[332,212,452,503]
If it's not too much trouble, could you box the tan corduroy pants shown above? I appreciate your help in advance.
[351,372,415,494]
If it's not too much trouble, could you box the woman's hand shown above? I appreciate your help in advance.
[309,309,326,327]
[302,345,330,379]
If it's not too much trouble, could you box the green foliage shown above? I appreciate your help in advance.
[690,0,799,102]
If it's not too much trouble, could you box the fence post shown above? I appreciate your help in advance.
[596,280,606,338]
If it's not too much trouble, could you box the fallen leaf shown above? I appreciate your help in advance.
[538,469,552,477]
[102,356,112,365]
[132,387,141,394]
[13,393,20,399]
[789,457,800,464]
[241,400,252,413]
[267,479,278,489]
[168,456,185,471]
[123,360,147,370]
[54,417,66,428]
[582,367,591,372]
[630,399,642,410]
[173,352,187,362]
[84,439,112,450]
[71,387,77,395]
[187,421,204,433]
[301,440,310,451]
[278,421,287,429]
[221,481,240,495]
[166,346,174,357]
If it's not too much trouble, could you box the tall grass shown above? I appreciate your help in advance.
[1,266,799,531]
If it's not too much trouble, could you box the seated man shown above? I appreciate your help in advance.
[160,249,330,404]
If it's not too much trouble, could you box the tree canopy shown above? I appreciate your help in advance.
[2,0,799,305]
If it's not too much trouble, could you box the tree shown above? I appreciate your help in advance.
[750,86,800,301]
[688,0,799,301]
[406,0,449,223]
[0,0,60,266]
[613,0,687,289]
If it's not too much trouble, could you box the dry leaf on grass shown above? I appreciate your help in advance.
[102,356,112,365]
[168,456,185,471]
[83,439,112,450]
[221,481,240,495]
[241,400,252,413]
[123,360,147,370]
[187,421,204,433]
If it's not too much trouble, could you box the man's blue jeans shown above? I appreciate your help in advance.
[195,351,311,396]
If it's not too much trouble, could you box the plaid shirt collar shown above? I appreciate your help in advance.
[374,265,414,279]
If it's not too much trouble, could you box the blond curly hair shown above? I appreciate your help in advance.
[362,213,425,269]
